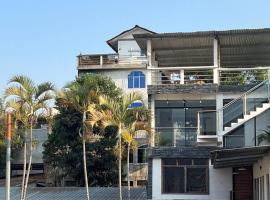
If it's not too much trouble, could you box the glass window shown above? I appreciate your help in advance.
[162,158,209,194]
[163,167,185,193]
[128,71,145,88]
[138,147,147,163]
[186,168,207,193]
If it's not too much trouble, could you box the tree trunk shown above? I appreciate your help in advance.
[22,122,33,200]
[82,111,90,200]
[127,143,130,200]
[20,133,27,200]
[83,137,90,200]
[118,124,122,200]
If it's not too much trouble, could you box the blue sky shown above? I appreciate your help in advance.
[1,0,270,94]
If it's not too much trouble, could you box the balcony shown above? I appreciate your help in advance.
[154,127,197,147]
[77,54,147,69]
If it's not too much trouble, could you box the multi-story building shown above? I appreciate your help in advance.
[77,25,270,200]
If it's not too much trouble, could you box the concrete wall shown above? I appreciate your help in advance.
[253,152,270,200]
[13,127,48,164]
[152,158,232,200]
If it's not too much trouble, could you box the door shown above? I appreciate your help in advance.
[233,167,253,200]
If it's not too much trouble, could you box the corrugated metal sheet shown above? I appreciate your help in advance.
[0,187,146,200]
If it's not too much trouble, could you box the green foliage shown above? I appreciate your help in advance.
[43,101,118,186]
[257,126,270,144]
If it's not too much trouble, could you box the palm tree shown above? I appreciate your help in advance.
[59,76,103,200]
[257,126,270,144]
[89,92,144,200]
[122,124,137,200]
[5,75,55,200]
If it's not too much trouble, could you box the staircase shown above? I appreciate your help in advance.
[197,80,270,145]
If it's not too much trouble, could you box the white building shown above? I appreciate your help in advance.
[78,25,270,200]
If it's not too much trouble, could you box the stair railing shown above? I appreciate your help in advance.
[197,80,270,136]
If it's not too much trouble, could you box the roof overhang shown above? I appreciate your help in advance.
[211,145,270,169]
[134,28,270,67]
[106,25,155,52]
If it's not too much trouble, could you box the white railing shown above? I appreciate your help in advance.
[78,54,147,67]
[151,69,214,85]
[150,67,269,86]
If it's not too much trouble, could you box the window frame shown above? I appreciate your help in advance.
[161,158,209,195]
[128,71,145,89]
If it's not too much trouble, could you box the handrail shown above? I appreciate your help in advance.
[199,79,268,114]
[197,79,269,135]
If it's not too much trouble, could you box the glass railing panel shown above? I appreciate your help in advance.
[224,135,244,148]
[246,82,269,114]
[198,111,216,135]
[223,99,243,128]
[154,127,197,147]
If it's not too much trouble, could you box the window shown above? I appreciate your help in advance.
[138,145,148,163]
[128,71,145,88]
[162,158,209,194]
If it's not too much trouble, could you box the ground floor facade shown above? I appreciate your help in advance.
[147,146,270,200]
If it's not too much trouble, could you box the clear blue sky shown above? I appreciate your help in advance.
[1,0,270,94]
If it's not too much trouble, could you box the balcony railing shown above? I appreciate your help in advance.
[154,127,197,147]
[223,135,244,148]
[150,68,268,86]
[78,54,147,67]
[151,69,213,85]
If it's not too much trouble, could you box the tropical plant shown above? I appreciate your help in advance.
[43,100,118,187]
[4,75,55,200]
[257,126,270,144]
[89,92,145,200]
[58,74,120,200]
[122,124,137,200]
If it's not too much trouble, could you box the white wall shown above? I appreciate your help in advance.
[253,152,270,200]
[96,69,148,101]
[152,158,232,200]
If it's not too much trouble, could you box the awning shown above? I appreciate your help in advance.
[211,146,270,168]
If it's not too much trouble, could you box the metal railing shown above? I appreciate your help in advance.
[154,127,197,147]
[219,69,267,85]
[197,80,270,136]
[78,54,147,66]
[151,69,213,85]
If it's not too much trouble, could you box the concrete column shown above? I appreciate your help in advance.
[213,38,220,84]
[100,55,103,66]
[147,70,152,85]
[180,69,185,84]
[216,94,223,143]
[150,95,155,147]
[147,39,152,67]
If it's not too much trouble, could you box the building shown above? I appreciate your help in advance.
[77,25,270,200]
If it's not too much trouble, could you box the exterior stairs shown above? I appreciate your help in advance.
[197,80,270,146]
[220,102,270,136]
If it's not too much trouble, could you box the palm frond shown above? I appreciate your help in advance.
[36,82,55,99]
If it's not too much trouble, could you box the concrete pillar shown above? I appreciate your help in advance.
[147,39,152,67]
[150,95,155,147]
[216,94,224,143]
[213,38,220,84]
[100,55,103,66]
[180,69,185,84]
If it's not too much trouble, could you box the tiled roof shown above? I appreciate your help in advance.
[0,187,146,200]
